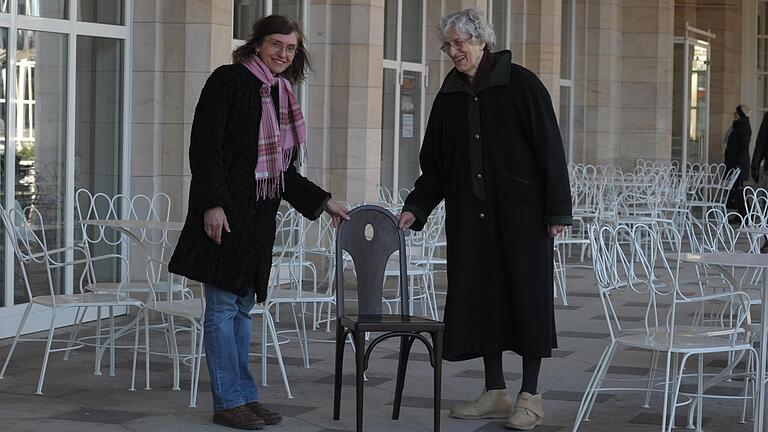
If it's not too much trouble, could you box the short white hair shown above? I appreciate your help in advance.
[438,8,496,50]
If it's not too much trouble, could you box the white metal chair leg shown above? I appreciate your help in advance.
[168,315,181,391]
[573,343,614,431]
[63,306,87,361]
[667,353,690,432]
[584,343,618,421]
[190,322,204,408]
[644,350,659,408]
[144,308,150,390]
[130,309,141,391]
[36,310,58,395]
[108,306,116,376]
[261,312,268,387]
[94,306,102,375]
[266,312,293,398]
[188,326,198,408]
[1,303,32,379]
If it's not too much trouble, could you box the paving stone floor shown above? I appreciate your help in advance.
[0,257,761,431]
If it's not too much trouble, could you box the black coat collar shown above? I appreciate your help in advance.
[438,50,512,95]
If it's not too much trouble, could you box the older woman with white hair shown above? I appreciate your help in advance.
[398,8,572,430]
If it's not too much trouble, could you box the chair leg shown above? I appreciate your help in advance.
[168,315,181,391]
[108,306,116,377]
[1,303,32,379]
[144,307,151,390]
[392,335,416,420]
[130,309,142,391]
[644,350,659,408]
[36,310,58,395]
[333,320,346,421]
[188,324,198,408]
[433,331,443,432]
[94,306,102,375]
[190,321,205,408]
[266,311,293,398]
[261,312,268,387]
[353,330,366,432]
[63,306,86,361]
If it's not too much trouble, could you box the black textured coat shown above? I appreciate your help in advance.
[725,116,751,182]
[168,64,330,302]
[403,51,572,361]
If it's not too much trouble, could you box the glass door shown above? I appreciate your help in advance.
[380,0,426,194]
[673,32,711,171]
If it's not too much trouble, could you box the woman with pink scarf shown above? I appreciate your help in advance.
[169,15,348,431]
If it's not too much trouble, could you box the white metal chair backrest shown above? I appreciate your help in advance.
[75,188,122,247]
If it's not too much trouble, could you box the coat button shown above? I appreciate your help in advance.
[476,173,482,179]
[479,213,485,219]
[473,97,478,101]
[474,134,480,140]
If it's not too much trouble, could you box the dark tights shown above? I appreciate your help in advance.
[483,353,542,394]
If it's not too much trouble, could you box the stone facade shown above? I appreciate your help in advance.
[130,0,753,207]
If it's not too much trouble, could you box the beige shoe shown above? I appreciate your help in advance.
[450,389,513,419]
[505,392,544,430]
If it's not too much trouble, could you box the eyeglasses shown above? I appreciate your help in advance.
[440,37,471,53]
[266,39,299,56]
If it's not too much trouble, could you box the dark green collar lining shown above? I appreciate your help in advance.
[438,50,512,95]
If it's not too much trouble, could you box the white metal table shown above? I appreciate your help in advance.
[679,252,768,432]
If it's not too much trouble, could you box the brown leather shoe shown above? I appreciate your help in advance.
[246,401,283,425]
[213,404,265,430]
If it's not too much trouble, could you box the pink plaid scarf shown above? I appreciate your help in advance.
[243,55,307,199]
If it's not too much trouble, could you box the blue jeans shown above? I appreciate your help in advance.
[203,284,259,411]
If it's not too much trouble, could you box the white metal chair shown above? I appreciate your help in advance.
[574,223,756,432]
[131,259,203,407]
[0,204,144,394]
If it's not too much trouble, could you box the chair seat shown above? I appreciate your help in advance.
[340,313,444,332]
[617,331,751,353]
[148,299,203,321]
[269,288,335,303]
[85,281,188,294]
[33,293,144,308]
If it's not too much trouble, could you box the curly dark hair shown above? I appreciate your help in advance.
[232,15,311,84]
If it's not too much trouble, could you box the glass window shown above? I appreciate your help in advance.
[398,70,421,188]
[78,0,123,25]
[384,0,396,60]
[234,0,265,40]
[75,36,123,283]
[18,0,67,19]
[14,30,67,301]
[380,68,395,189]
[400,0,422,63]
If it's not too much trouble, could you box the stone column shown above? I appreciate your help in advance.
[619,0,675,167]
[577,0,622,166]
[305,0,383,202]
[522,0,561,106]
[131,0,232,221]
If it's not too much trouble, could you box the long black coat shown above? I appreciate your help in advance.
[169,64,330,302]
[403,51,572,361]
[725,116,751,182]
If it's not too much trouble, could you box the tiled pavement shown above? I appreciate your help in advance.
[0,260,760,431]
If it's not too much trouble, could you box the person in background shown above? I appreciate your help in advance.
[397,8,572,431]
[169,15,349,431]
[725,104,752,216]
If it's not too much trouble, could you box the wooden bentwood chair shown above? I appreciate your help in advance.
[332,205,445,431]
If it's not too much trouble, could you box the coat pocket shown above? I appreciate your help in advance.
[498,173,540,203]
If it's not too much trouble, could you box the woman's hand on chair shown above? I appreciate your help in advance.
[204,206,230,244]
[324,199,351,228]
[548,224,566,237]
[398,211,415,229]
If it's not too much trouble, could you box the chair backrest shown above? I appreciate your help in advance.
[335,205,407,316]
